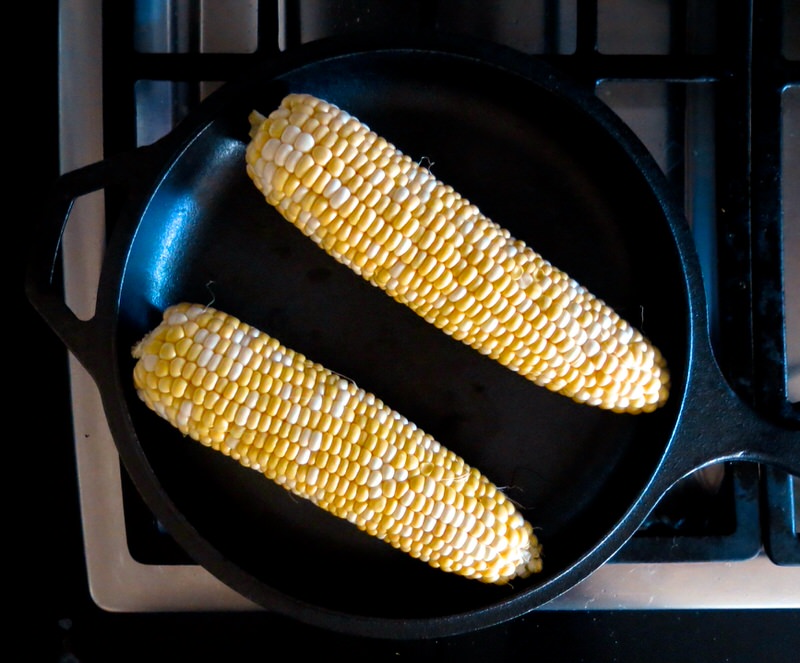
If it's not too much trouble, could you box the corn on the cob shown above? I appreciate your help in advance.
[132,302,542,584]
[245,93,670,414]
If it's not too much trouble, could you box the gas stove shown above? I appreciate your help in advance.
[57,0,798,615]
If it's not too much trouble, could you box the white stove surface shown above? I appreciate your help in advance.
[59,0,799,613]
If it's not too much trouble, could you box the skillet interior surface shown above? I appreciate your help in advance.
[115,48,688,620]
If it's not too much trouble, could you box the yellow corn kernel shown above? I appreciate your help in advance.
[246,94,669,414]
[132,303,542,584]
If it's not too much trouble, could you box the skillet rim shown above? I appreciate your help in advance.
[94,34,699,639]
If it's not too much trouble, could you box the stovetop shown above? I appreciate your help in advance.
[55,0,799,619]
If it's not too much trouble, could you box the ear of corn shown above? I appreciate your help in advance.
[132,302,543,584]
[245,93,670,414]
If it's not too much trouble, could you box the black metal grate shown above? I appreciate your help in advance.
[101,0,797,566]
[751,0,800,565]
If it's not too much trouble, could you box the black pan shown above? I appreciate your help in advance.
[28,36,799,639]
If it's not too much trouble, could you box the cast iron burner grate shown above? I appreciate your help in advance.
[99,0,798,568]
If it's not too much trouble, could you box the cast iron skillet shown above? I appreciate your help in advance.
[28,36,799,639]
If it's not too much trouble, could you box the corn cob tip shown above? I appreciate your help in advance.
[132,302,543,584]
[245,93,670,415]
[248,110,267,139]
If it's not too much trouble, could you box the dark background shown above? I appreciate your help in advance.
[19,4,799,662]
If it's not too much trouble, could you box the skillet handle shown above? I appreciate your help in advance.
[26,157,134,379]
[663,343,800,483]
